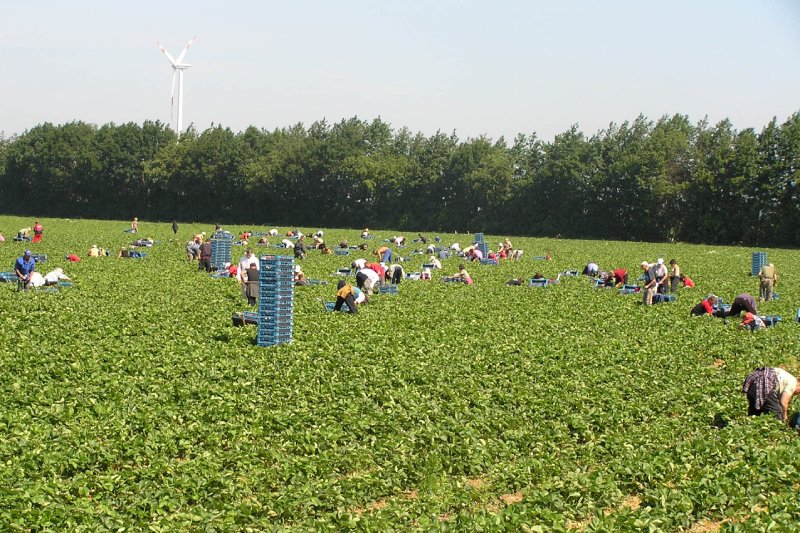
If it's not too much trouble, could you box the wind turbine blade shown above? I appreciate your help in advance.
[175,36,196,64]
[157,42,177,65]
[170,71,176,128]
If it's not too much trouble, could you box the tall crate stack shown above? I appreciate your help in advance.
[474,232,489,257]
[257,255,294,347]
[211,230,234,271]
[751,251,767,276]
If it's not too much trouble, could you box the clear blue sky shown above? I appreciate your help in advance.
[1,0,798,141]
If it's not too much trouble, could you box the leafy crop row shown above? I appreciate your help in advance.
[0,215,798,530]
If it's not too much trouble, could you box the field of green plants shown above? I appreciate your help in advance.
[1,215,799,531]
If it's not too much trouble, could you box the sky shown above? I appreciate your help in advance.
[1,0,799,142]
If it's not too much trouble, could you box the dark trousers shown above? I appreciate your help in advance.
[728,297,756,317]
[334,295,357,313]
[392,268,403,284]
[355,272,367,289]
[747,390,782,420]
[670,276,680,293]
[198,257,212,272]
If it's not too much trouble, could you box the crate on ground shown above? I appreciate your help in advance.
[334,249,350,256]
[529,278,548,287]
[405,272,421,280]
[619,285,640,295]
[31,253,47,263]
[760,315,781,327]
[232,311,259,326]
[334,268,352,276]
[0,271,16,283]
[653,293,677,304]
[442,276,464,283]
[306,279,327,286]
[561,270,578,277]
[533,255,547,261]
[480,258,498,265]
[378,285,399,295]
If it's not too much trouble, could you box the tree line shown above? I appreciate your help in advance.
[0,112,798,246]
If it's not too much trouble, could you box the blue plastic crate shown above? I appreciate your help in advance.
[751,251,767,276]
[529,278,548,287]
[533,256,547,261]
[760,315,781,327]
[480,258,498,265]
[442,277,465,283]
[378,285,399,295]
[473,232,485,243]
[652,293,676,304]
[334,249,350,256]
[561,270,578,277]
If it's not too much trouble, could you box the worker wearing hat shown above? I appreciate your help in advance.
[758,262,777,302]
[14,250,36,290]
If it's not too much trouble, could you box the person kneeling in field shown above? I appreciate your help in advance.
[742,367,800,423]
[690,294,718,316]
[450,264,473,285]
[739,311,766,332]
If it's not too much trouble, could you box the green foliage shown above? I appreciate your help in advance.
[2,113,799,245]
[0,215,799,529]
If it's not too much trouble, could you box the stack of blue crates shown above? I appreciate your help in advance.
[751,251,767,276]
[257,256,294,347]
[211,233,234,271]
[473,232,489,257]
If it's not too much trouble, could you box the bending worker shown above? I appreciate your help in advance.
[758,262,777,302]
[742,367,800,422]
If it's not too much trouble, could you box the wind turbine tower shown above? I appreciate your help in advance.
[157,37,196,134]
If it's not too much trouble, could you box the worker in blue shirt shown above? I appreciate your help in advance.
[14,250,36,290]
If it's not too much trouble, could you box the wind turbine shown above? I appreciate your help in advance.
[157,36,196,134]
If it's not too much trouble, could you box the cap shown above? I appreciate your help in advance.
[294,265,301,273]
[640,261,649,267]
[24,249,31,256]
[657,258,664,265]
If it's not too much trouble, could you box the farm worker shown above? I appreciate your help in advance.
[14,250,36,290]
[651,258,668,294]
[438,249,451,260]
[611,268,628,287]
[356,266,380,295]
[721,293,757,318]
[66,254,80,262]
[18,227,31,240]
[198,239,212,272]
[43,268,70,286]
[88,244,100,257]
[582,262,599,277]
[418,234,428,244]
[281,238,295,249]
[429,256,442,270]
[237,249,259,281]
[187,235,201,260]
[510,249,524,261]
[361,228,370,239]
[450,242,461,252]
[353,285,367,305]
[758,263,777,302]
[451,264,473,285]
[690,294,718,316]
[365,261,385,280]
[421,267,432,280]
[0,232,5,243]
[244,263,259,306]
[506,278,525,286]
[739,312,766,332]
[385,264,404,284]
[312,234,324,249]
[131,217,138,233]
[641,261,656,305]
[294,236,308,259]
[680,274,695,288]
[32,221,43,243]
[269,228,278,237]
[352,259,367,270]
[742,367,800,422]
[375,246,392,263]
[470,247,484,261]
[668,259,681,293]
[392,236,405,246]
[334,280,358,313]
[294,265,309,286]
[172,220,179,234]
